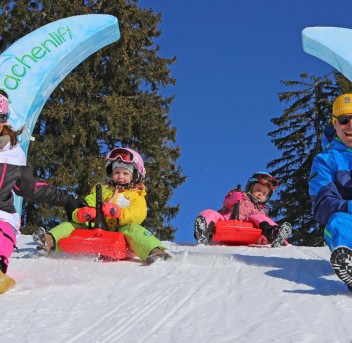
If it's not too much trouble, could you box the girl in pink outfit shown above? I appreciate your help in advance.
[0,90,84,293]
[194,172,292,247]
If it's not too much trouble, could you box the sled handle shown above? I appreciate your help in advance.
[230,203,240,220]
[230,184,241,220]
[94,184,109,230]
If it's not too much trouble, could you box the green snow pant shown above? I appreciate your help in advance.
[48,222,165,261]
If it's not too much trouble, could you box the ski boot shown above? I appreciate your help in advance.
[146,247,172,265]
[330,246,352,290]
[194,216,214,244]
[0,269,15,294]
[32,227,55,255]
[271,222,292,248]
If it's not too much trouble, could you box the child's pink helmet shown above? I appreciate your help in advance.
[105,147,146,184]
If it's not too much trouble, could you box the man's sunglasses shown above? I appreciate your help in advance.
[334,115,352,125]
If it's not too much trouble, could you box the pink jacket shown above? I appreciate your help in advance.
[221,189,274,223]
[200,189,277,229]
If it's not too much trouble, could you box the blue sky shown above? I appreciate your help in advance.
[140,1,352,243]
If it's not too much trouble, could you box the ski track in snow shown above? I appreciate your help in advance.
[3,237,352,342]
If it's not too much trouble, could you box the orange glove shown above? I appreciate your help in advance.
[102,203,121,218]
[76,206,97,222]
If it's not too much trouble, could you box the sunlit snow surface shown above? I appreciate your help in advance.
[2,235,352,343]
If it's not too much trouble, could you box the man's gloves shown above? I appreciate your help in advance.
[102,203,121,218]
[76,206,97,222]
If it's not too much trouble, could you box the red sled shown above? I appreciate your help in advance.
[58,229,132,260]
[58,184,135,261]
[212,220,262,245]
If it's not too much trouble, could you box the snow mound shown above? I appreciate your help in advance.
[2,235,352,342]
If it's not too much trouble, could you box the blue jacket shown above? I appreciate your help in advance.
[309,127,352,225]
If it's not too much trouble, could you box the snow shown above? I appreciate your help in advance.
[2,235,352,343]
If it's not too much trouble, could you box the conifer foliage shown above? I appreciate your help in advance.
[0,1,185,240]
[267,73,340,246]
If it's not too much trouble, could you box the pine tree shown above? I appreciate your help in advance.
[0,1,186,240]
[267,73,340,246]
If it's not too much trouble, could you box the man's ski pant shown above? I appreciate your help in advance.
[0,221,16,273]
[324,212,352,251]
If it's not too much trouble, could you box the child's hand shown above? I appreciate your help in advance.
[223,191,242,208]
[76,206,97,222]
[102,203,121,218]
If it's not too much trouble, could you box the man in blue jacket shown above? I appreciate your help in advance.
[309,93,352,290]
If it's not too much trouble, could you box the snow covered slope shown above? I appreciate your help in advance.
[2,235,352,342]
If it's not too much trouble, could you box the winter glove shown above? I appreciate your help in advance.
[102,203,121,218]
[14,166,36,198]
[76,206,97,222]
[65,195,88,221]
[223,191,243,209]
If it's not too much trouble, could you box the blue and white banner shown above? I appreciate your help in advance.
[0,14,120,215]
[302,27,352,82]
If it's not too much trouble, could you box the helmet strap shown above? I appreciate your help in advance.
[114,181,131,189]
[106,177,131,189]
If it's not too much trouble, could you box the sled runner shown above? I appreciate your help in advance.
[212,198,262,246]
[58,185,133,261]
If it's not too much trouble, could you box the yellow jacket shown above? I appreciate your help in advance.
[72,184,147,229]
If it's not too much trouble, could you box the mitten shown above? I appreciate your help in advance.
[102,202,121,218]
[76,206,97,222]
[14,166,36,198]
[65,195,88,221]
[223,191,243,209]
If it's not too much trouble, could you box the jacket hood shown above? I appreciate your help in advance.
[0,142,26,166]
[321,125,352,153]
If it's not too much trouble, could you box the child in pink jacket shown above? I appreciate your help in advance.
[194,172,292,247]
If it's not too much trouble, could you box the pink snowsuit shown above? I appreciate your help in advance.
[0,222,16,273]
[199,189,278,245]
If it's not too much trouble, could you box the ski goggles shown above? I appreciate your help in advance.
[106,148,134,164]
[0,113,8,123]
[250,174,279,190]
[333,114,352,125]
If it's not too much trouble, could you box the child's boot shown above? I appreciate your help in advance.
[330,246,352,290]
[194,216,214,244]
[146,247,172,265]
[259,221,292,247]
[0,269,16,294]
[271,222,292,248]
[32,227,55,254]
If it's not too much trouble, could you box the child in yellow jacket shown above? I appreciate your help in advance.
[33,147,171,265]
